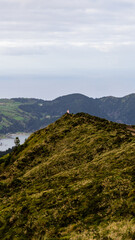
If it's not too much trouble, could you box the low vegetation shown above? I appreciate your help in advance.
[0,113,135,239]
[1,93,135,134]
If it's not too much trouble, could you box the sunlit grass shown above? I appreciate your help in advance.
[0,113,135,239]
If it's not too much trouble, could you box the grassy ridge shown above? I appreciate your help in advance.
[0,113,135,239]
[1,93,135,134]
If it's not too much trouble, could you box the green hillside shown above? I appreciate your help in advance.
[1,93,135,134]
[0,98,58,134]
[0,113,135,239]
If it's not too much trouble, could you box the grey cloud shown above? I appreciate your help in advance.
[0,0,135,56]
[0,0,135,100]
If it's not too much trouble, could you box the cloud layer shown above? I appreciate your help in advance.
[0,0,135,55]
[0,0,135,99]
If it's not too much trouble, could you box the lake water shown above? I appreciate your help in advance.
[0,133,31,152]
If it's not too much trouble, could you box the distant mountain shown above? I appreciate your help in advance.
[0,113,135,239]
[0,93,135,134]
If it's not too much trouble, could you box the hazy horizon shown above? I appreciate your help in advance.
[0,0,135,99]
[1,69,135,100]
[0,84,135,101]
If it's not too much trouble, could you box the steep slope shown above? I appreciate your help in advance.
[0,98,41,134]
[98,94,135,124]
[1,93,135,134]
[0,98,58,134]
[0,113,135,239]
[0,94,100,134]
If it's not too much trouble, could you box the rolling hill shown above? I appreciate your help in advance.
[0,113,135,239]
[0,93,135,134]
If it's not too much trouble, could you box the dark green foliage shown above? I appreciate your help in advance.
[14,137,20,147]
[0,147,14,158]
[0,113,135,239]
[1,93,135,134]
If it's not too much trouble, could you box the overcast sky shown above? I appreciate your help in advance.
[0,0,135,99]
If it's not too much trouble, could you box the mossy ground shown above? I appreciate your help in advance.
[0,113,135,239]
